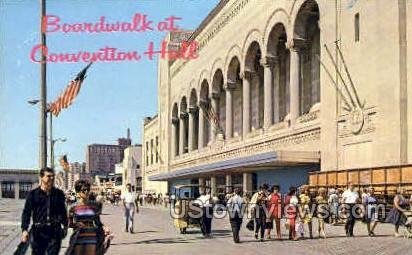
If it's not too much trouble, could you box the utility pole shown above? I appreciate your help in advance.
[39,0,47,169]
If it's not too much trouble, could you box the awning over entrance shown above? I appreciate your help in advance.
[148,150,320,181]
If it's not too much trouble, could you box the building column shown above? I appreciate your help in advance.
[179,111,188,155]
[288,39,303,125]
[15,181,20,200]
[261,56,276,129]
[243,173,253,194]
[273,55,281,123]
[210,93,219,143]
[210,176,217,196]
[171,117,179,157]
[225,174,232,193]
[198,101,206,148]
[242,70,253,137]
[199,177,205,194]
[0,181,2,198]
[224,81,235,139]
[188,107,197,152]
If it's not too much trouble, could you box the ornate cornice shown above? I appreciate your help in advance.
[171,0,253,78]
[170,127,321,170]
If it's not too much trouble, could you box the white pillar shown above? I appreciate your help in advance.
[199,177,205,194]
[188,107,197,152]
[262,56,275,129]
[198,101,206,148]
[225,174,232,193]
[242,71,252,137]
[210,93,219,143]
[243,173,253,194]
[210,176,217,196]
[172,117,179,157]
[15,181,20,199]
[179,112,188,155]
[273,56,281,123]
[288,39,303,125]
[225,82,235,139]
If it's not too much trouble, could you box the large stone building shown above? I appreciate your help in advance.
[143,0,412,194]
[86,129,132,177]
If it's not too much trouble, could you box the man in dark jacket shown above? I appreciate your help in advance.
[20,167,68,255]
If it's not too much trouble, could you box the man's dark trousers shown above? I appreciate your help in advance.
[345,203,356,236]
[230,216,242,243]
[30,225,62,255]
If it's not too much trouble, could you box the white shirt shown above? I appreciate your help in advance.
[121,191,136,204]
[196,194,212,207]
[227,194,244,207]
[342,190,359,204]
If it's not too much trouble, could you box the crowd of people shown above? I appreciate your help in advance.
[17,167,412,254]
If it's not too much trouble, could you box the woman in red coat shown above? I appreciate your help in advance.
[266,185,282,239]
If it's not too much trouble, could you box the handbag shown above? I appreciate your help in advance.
[246,219,254,231]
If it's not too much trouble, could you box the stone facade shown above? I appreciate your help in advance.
[0,169,39,199]
[143,0,412,194]
[122,145,143,192]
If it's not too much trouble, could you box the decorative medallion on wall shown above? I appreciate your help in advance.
[318,42,366,135]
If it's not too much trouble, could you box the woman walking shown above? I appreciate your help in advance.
[266,185,282,240]
[363,187,378,236]
[316,188,328,238]
[299,185,313,239]
[285,187,299,241]
[66,180,112,255]
[386,187,410,237]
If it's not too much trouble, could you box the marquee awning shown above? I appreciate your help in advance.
[148,150,320,181]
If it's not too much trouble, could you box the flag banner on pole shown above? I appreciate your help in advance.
[202,102,222,134]
[48,62,93,116]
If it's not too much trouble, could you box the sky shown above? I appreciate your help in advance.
[0,0,220,169]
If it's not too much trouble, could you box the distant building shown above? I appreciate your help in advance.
[66,162,88,191]
[86,129,132,177]
[142,115,168,194]
[122,145,142,192]
[0,169,39,199]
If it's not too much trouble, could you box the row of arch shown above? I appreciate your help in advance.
[172,0,321,157]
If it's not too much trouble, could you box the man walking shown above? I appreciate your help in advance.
[121,183,136,233]
[196,189,213,238]
[20,167,68,255]
[342,182,360,237]
[227,188,245,243]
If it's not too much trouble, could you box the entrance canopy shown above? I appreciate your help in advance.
[148,150,320,181]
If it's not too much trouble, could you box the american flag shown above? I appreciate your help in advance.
[49,62,93,116]
[203,103,222,134]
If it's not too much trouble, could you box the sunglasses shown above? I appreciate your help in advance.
[80,189,90,193]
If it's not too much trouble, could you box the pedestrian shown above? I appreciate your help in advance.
[20,167,68,255]
[266,185,282,240]
[284,186,299,241]
[362,187,378,237]
[121,183,137,233]
[251,184,268,242]
[66,180,112,255]
[328,188,339,225]
[342,182,360,237]
[299,185,313,239]
[227,188,245,243]
[386,187,411,237]
[316,187,328,238]
[196,188,214,238]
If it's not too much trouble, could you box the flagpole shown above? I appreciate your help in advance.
[49,112,53,169]
[39,0,48,170]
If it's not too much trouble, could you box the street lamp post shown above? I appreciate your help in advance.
[51,137,66,169]
[39,0,48,170]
